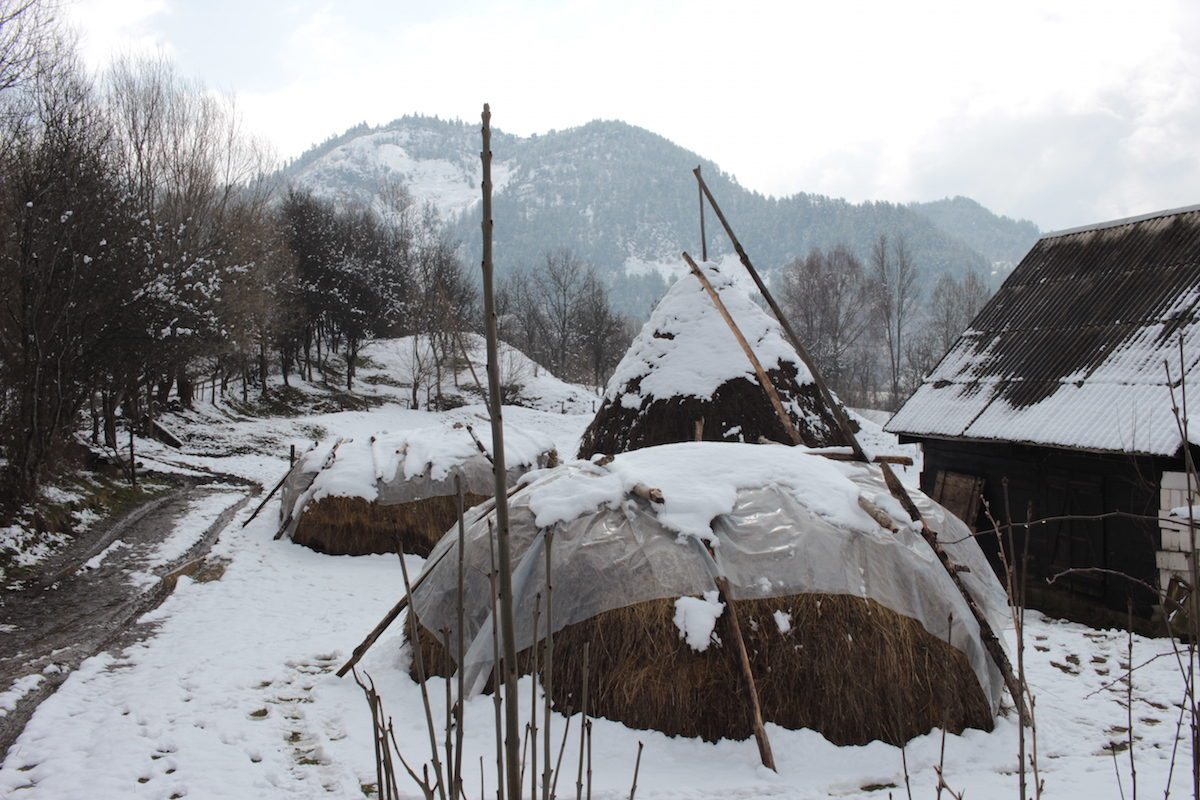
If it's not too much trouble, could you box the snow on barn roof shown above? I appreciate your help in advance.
[886,205,1200,457]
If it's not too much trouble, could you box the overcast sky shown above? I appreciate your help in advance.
[67,0,1200,231]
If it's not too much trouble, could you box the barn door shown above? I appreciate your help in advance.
[1038,474,1106,598]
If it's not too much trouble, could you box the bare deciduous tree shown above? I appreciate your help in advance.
[872,233,920,409]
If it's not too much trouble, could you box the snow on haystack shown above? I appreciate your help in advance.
[577,262,850,457]
[673,591,725,651]
[408,441,1009,746]
[279,421,557,556]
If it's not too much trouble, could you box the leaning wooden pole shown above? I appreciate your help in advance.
[695,540,776,771]
[480,103,523,800]
[693,169,1029,724]
[692,167,866,461]
[681,251,802,446]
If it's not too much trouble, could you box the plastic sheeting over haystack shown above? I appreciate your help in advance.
[278,422,557,555]
[410,442,1009,717]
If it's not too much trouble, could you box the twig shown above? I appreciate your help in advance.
[398,538,448,800]
[628,741,644,800]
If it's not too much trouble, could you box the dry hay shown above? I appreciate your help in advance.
[409,593,993,747]
[577,362,853,459]
[292,493,488,557]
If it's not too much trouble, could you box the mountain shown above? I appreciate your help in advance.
[909,196,1040,282]
[282,115,1021,314]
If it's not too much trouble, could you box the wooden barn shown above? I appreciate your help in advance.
[887,205,1200,630]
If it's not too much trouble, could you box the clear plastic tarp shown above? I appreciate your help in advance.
[410,457,1009,713]
[278,432,555,540]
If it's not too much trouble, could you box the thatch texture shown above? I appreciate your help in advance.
[409,592,993,747]
[280,429,558,557]
[578,362,848,458]
[291,493,488,557]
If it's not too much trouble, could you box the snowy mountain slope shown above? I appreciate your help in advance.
[909,196,1040,283]
[280,116,1012,314]
[285,116,519,223]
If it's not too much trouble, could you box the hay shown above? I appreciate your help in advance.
[410,593,993,747]
[292,493,488,557]
[578,362,852,459]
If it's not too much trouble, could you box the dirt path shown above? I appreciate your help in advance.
[0,477,257,762]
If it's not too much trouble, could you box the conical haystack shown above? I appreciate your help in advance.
[578,262,852,459]
[404,442,1008,746]
[279,422,556,557]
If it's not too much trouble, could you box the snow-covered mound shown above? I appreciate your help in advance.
[415,441,1008,715]
[578,262,847,455]
[604,261,812,405]
[358,334,598,415]
[298,422,556,506]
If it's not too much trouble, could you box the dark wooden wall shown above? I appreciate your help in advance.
[906,436,1170,628]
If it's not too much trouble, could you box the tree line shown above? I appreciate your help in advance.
[778,234,990,410]
[0,4,629,508]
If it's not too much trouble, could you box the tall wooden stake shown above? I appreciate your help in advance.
[695,540,776,771]
[480,102,523,800]
[692,167,866,461]
[693,169,1030,724]
[682,251,802,445]
[697,164,707,261]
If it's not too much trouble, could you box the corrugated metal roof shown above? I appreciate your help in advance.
[886,207,1200,456]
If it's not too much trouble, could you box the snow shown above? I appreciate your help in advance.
[526,442,881,543]
[78,539,129,573]
[291,126,514,224]
[127,491,244,590]
[673,592,725,651]
[604,261,814,405]
[301,422,555,505]
[0,675,43,717]
[887,218,1200,456]
[772,609,792,634]
[1,335,1197,799]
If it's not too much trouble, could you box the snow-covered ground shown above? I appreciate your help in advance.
[0,343,1192,798]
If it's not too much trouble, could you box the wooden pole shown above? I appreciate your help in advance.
[692,167,866,461]
[878,463,1029,723]
[480,102,523,800]
[697,165,707,262]
[693,170,1029,723]
[243,458,301,528]
[681,252,803,445]
[335,545,453,678]
[695,540,776,771]
[274,437,344,540]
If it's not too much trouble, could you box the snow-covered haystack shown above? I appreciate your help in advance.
[279,423,557,557]
[405,442,1008,746]
[578,262,851,458]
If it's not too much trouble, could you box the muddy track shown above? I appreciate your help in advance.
[0,473,260,763]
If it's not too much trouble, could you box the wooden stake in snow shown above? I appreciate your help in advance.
[681,251,803,446]
[693,171,1030,725]
[692,167,866,461]
[480,102,524,800]
[879,462,1030,724]
[694,539,776,771]
[274,437,345,540]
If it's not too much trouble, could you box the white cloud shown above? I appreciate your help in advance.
[59,0,1200,229]
[67,0,171,65]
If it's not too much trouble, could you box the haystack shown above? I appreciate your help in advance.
[578,262,853,458]
[279,422,556,557]
[404,442,1009,747]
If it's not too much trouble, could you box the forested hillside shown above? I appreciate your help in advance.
[284,116,1029,312]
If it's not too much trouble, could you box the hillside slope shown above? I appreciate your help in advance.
[282,116,1028,311]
